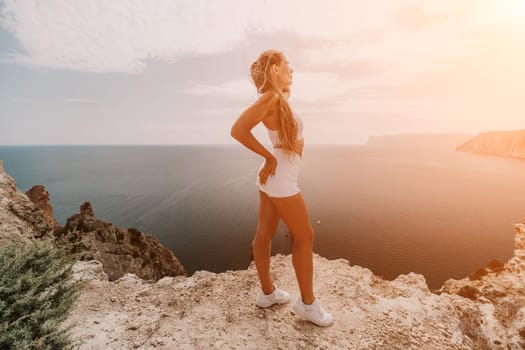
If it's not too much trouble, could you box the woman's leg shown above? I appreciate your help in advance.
[252,190,281,294]
[269,192,315,305]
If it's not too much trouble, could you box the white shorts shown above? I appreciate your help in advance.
[256,149,302,198]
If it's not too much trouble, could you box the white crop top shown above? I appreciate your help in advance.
[267,112,304,147]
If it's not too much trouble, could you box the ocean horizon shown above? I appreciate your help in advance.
[1,139,524,290]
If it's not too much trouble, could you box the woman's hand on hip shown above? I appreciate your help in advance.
[259,156,277,185]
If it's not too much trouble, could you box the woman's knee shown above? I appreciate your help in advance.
[254,227,275,243]
[292,225,314,243]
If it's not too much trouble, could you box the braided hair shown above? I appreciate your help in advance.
[250,50,301,158]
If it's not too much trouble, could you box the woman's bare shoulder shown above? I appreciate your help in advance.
[256,91,280,126]
[231,91,279,132]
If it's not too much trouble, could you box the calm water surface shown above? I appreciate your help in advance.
[1,143,524,289]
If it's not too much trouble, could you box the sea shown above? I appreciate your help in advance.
[1,138,524,290]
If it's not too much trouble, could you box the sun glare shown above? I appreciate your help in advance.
[493,0,525,21]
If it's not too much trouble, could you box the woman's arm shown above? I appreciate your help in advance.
[230,90,279,160]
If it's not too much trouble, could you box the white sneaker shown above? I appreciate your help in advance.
[255,286,291,308]
[291,296,334,327]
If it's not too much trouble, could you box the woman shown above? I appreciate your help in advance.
[230,49,333,327]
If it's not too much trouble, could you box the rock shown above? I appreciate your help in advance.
[457,285,479,300]
[25,184,58,229]
[62,253,480,350]
[71,260,109,282]
[54,201,186,281]
[487,259,505,273]
[456,130,525,159]
[65,223,525,349]
[156,277,174,287]
[468,267,488,281]
[0,161,186,282]
[80,201,94,217]
[115,273,144,286]
[0,161,54,245]
[438,222,525,347]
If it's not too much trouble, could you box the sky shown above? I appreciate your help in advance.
[0,0,524,145]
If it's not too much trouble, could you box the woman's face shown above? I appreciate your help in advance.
[272,55,293,89]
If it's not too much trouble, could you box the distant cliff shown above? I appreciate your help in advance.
[456,130,525,159]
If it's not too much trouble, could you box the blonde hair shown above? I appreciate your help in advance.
[250,50,301,157]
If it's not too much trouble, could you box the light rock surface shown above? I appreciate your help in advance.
[64,221,525,350]
[65,254,474,350]
[71,260,109,282]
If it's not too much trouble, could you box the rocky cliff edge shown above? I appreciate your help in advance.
[65,222,525,350]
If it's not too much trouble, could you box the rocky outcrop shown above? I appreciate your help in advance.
[0,159,185,282]
[456,130,525,159]
[54,201,186,281]
[64,221,525,350]
[437,222,525,348]
[25,184,58,229]
[0,160,54,246]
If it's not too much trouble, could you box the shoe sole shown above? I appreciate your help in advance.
[291,304,334,327]
[256,299,290,308]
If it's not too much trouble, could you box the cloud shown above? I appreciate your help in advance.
[63,97,94,104]
[393,3,448,32]
[0,0,257,73]
[291,72,356,103]
[9,96,94,104]
[2,0,524,145]
[0,0,496,74]
[177,71,354,104]
[196,107,245,116]
[175,78,256,99]
[303,20,485,88]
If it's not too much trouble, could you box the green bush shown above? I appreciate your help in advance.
[0,240,80,350]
